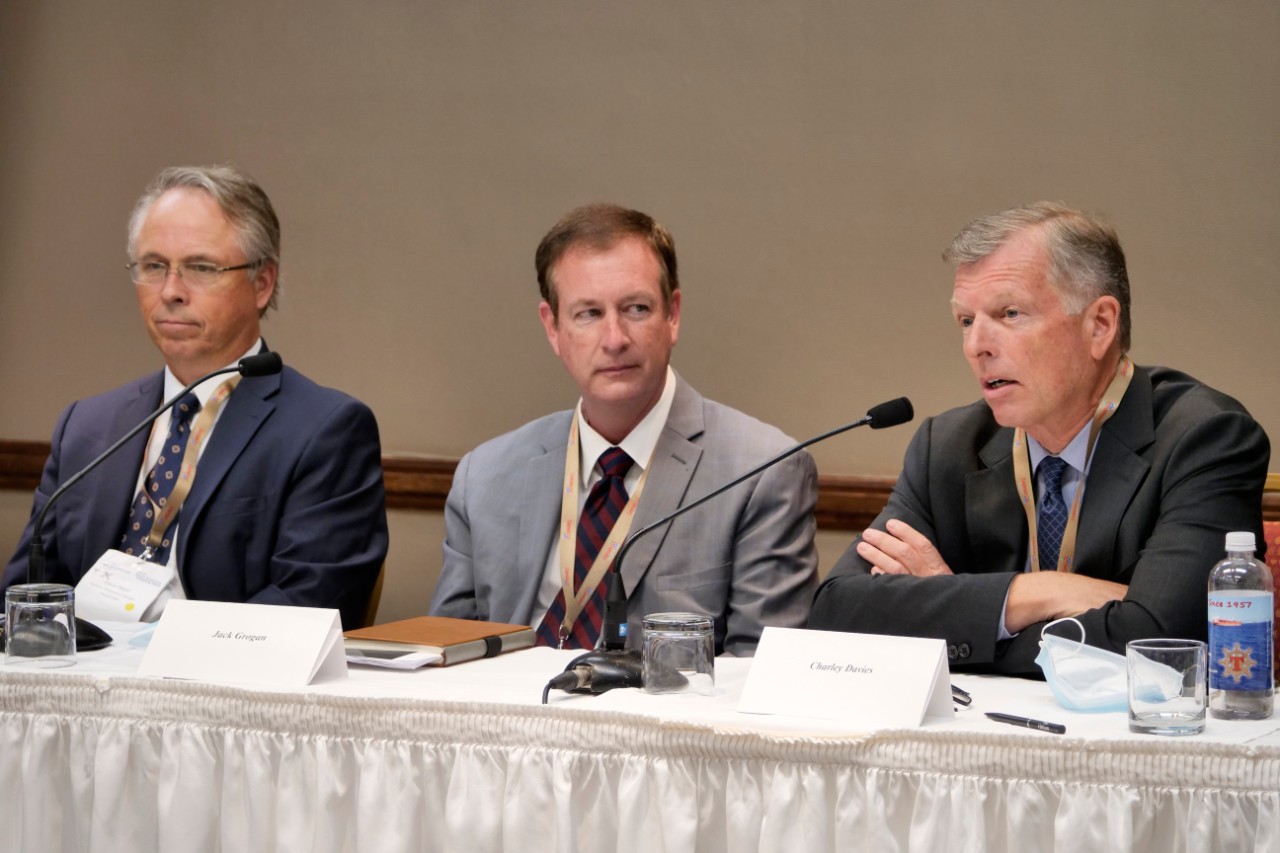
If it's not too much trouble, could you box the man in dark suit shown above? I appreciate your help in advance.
[3,165,388,629]
[811,202,1269,676]
[431,204,817,656]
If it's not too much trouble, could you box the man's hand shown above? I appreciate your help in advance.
[856,519,954,577]
[1005,572,1128,633]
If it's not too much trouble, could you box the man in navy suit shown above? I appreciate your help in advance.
[3,165,388,629]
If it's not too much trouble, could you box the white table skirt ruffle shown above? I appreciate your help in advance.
[3,671,1280,853]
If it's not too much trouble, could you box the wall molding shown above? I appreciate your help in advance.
[3,439,1277,530]
[0,439,892,531]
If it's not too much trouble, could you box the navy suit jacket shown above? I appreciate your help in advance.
[3,365,389,630]
[811,365,1270,676]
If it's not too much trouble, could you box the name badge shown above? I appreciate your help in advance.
[75,549,175,622]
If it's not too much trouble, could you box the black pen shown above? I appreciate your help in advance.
[985,712,1066,735]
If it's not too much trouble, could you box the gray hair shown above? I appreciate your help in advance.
[128,165,282,314]
[943,201,1130,352]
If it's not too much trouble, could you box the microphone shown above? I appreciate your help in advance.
[238,351,283,377]
[6,352,285,655]
[546,396,914,699]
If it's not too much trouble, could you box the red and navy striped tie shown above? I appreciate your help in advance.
[535,447,634,648]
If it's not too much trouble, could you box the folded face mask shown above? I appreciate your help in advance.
[1034,618,1183,714]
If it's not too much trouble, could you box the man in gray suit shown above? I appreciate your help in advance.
[811,202,1269,677]
[431,204,817,656]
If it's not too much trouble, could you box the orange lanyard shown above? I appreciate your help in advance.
[554,413,649,645]
[141,376,240,560]
[1012,357,1132,573]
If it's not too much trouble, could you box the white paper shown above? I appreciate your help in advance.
[737,627,953,727]
[137,599,347,686]
[75,549,174,623]
[346,649,443,669]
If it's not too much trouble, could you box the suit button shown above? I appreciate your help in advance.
[958,643,971,659]
[947,644,958,660]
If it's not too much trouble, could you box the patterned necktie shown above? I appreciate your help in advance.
[536,447,635,649]
[119,392,201,563]
[1036,455,1070,571]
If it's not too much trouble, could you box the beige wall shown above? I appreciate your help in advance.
[2,3,1276,616]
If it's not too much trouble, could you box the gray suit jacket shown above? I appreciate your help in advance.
[431,376,818,656]
[810,365,1270,676]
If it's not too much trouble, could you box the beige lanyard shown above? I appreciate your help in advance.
[554,414,650,645]
[1013,357,1133,573]
[140,376,240,561]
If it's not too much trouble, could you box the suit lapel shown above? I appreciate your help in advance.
[176,371,280,573]
[966,425,1025,574]
[518,425,570,616]
[618,378,704,595]
[1074,366,1155,575]
[77,374,164,569]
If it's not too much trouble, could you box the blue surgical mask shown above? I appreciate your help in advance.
[1034,618,1181,714]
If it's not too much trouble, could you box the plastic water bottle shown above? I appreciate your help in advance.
[1207,531,1274,719]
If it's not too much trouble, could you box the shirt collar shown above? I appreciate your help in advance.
[162,339,264,407]
[575,365,676,477]
[1027,418,1094,477]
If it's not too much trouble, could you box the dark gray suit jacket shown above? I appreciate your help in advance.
[810,365,1270,676]
[431,376,818,656]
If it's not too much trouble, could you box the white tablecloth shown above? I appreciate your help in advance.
[3,623,1280,853]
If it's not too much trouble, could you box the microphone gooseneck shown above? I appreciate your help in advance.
[15,352,284,653]
[546,396,915,700]
[609,396,915,583]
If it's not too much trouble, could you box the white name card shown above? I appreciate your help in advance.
[137,599,347,687]
[738,627,953,728]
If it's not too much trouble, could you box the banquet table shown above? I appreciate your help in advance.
[2,623,1279,853]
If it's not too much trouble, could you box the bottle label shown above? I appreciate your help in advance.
[1208,591,1274,691]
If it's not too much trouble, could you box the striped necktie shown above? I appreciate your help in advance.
[536,447,634,649]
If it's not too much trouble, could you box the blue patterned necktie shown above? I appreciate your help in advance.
[119,392,201,563]
[536,447,634,649]
[1036,455,1070,571]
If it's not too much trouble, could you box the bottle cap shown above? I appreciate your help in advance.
[1225,531,1256,551]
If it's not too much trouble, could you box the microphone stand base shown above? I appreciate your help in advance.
[563,648,644,694]
[74,617,113,651]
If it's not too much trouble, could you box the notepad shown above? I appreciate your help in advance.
[343,616,536,666]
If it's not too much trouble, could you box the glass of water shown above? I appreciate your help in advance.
[1127,638,1206,735]
[5,583,77,668]
[642,612,714,695]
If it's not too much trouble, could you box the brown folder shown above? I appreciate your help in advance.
[344,615,536,666]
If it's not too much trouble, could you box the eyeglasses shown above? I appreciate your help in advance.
[127,259,261,288]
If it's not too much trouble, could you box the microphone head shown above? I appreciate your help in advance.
[239,351,283,377]
[867,397,913,429]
